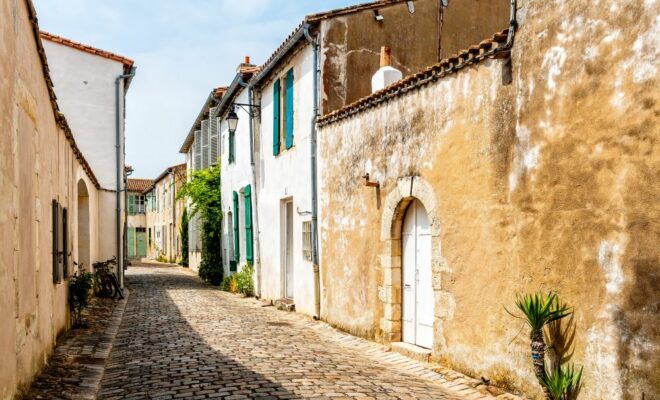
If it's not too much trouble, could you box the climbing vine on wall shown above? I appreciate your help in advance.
[177,164,222,284]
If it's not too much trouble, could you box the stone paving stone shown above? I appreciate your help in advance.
[97,264,468,399]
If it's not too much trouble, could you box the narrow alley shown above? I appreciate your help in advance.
[95,265,468,400]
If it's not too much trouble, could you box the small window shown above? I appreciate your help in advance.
[302,221,312,262]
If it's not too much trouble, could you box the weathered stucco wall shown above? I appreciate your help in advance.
[320,0,441,114]
[317,0,659,398]
[0,1,101,397]
[440,0,511,58]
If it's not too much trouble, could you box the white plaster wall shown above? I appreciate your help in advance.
[220,88,254,277]
[42,41,126,190]
[257,45,316,316]
[43,41,128,274]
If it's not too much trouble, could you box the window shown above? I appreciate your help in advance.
[302,221,312,262]
[136,195,146,214]
[272,67,294,155]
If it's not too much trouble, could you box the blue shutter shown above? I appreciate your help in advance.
[244,185,253,263]
[233,191,240,263]
[285,68,294,149]
[273,79,281,156]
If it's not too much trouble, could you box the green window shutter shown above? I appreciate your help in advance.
[127,227,136,258]
[229,132,235,164]
[285,68,294,149]
[273,79,281,156]
[233,191,240,262]
[244,185,253,263]
[128,194,135,215]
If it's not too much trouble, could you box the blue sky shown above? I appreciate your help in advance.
[33,0,358,179]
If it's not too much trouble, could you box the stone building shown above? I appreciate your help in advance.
[126,178,152,260]
[316,0,658,399]
[40,29,135,285]
[179,87,226,271]
[0,0,119,396]
[144,164,187,263]
[249,0,509,317]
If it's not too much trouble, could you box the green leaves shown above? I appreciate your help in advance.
[177,164,221,225]
[541,363,583,400]
[506,292,571,331]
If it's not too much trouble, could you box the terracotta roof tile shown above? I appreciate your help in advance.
[40,30,134,73]
[127,178,154,192]
[317,29,512,127]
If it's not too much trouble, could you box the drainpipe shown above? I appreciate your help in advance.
[115,67,136,287]
[239,76,263,298]
[304,24,321,320]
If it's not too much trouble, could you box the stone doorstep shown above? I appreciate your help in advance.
[390,341,432,363]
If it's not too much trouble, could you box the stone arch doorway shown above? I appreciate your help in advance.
[77,179,91,272]
[379,177,453,353]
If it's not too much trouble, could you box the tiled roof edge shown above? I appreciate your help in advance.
[26,0,101,189]
[179,88,227,154]
[40,30,134,73]
[142,163,188,194]
[317,29,512,127]
[305,0,412,22]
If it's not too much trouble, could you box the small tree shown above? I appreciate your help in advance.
[180,206,189,267]
[177,164,222,285]
[68,265,94,327]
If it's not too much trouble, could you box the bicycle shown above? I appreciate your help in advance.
[93,257,124,299]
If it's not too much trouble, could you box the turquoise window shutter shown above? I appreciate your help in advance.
[285,68,294,149]
[273,79,281,156]
[128,194,135,215]
[244,185,253,263]
[233,191,240,262]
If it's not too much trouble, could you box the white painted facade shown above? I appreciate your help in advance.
[42,38,133,280]
[219,88,254,277]
[255,44,317,316]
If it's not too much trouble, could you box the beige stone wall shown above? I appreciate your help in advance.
[0,1,101,397]
[317,0,659,398]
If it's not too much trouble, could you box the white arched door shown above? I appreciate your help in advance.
[402,199,434,349]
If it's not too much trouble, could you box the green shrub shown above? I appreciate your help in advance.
[234,263,254,296]
[220,276,233,292]
[180,207,189,267]
[198,220,223,285]
[68,267,94,327]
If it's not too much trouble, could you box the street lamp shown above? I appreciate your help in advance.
[226,107,239,135]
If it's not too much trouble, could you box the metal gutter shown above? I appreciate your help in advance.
[115,66,136,286]
[304,24,322,320]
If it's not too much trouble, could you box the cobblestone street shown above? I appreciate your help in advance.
[96,264,470,400]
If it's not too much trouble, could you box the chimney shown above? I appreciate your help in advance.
[237,55,255,73]
[372,46,402,93]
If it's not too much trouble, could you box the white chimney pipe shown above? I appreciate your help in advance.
[371,46,402,93]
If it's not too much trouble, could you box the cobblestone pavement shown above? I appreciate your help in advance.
[97,264,469,400]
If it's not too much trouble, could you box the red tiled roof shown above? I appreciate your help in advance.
[317,29,512,127]
[40,30,134,73]
[127,178,154,192]
[25,0,100,189]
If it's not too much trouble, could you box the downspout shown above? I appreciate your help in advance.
[239,76,262,298]
[304,23,321,320]
[115,67,136,287]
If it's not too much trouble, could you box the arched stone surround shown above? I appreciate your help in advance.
[378,176,454,354]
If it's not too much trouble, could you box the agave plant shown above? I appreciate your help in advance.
[541,363,583,400]
[506,293,572,392]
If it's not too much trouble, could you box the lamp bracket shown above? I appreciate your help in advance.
[232,102,261,118]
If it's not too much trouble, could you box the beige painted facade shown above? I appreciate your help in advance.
[145,164,186,262]
[0,0,103,397]
[317,0,659,399]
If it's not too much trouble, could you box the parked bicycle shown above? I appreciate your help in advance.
[93,256,124,299]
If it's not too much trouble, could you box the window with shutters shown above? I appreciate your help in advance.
[201,119,210,168]
[194,130,202,171]
[273,68,294,156]
[233,191,240,262]
[136,195,146,214]
[52,200,67,283]
[302,221,312,262]
[210,110,219,165]
[128,194,136,215]
[244,185,253,263]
